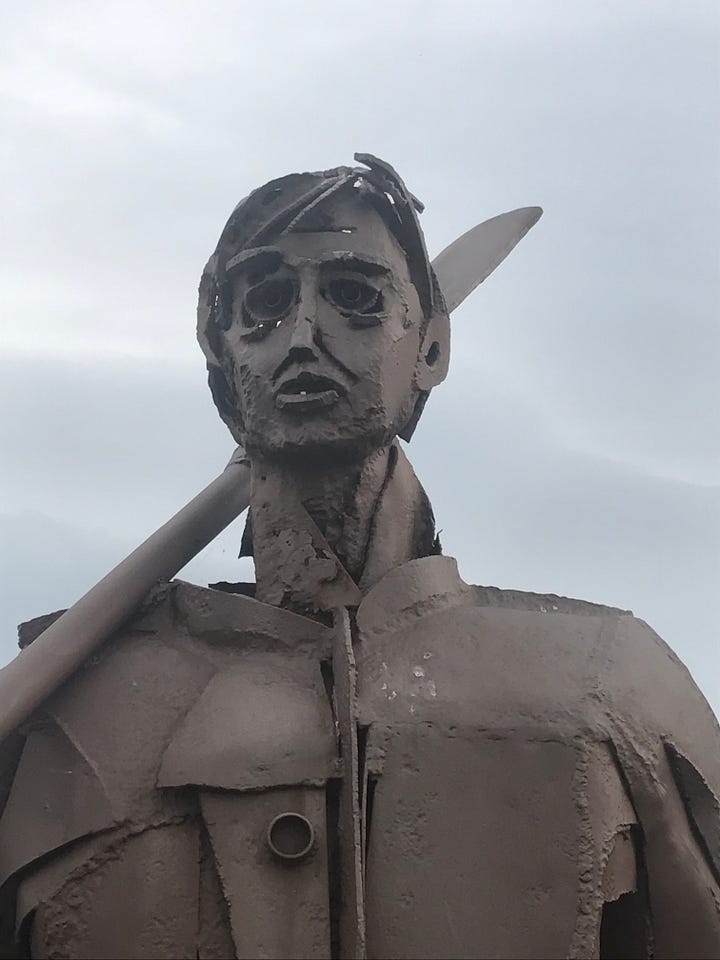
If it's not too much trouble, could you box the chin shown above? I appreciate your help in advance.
[243,415,396,467]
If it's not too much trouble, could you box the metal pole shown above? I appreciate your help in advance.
[0,449,251,744]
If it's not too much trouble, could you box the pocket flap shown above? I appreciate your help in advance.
[158,655,338,791]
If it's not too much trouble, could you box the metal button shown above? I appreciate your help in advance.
[267,812,315,862]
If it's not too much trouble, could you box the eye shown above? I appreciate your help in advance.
[327,277,381,314]
[244,278,295,322]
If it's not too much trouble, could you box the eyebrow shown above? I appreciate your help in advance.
[225,248,283,275]
[225,247,392,278]
[322,254,391,278]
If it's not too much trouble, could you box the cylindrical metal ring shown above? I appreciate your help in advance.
[266,812,315,861]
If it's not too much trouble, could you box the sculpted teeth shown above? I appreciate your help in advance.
[274,372,344,409]
[276,389,340,410]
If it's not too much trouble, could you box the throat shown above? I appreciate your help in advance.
[245,443,439,614]
[245,448,392,613]
[296,449,391,581]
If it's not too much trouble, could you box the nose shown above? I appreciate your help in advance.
[287,277,319,358]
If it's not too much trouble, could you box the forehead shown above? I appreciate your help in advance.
[225,193,410,276]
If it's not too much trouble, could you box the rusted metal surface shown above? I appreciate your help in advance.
[202,788,331,959]
[331,608,366,959]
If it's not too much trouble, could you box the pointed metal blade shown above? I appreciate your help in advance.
[432,206,543,314]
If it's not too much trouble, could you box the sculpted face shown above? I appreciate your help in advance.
[209,195,442,461]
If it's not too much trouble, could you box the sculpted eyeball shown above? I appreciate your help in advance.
[242,278,297,339]
[325,276,383,317]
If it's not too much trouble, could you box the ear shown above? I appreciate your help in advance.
[415,305,450,391]
[207,364,247,446]
[196,258,223,367]
[197,256,247,446]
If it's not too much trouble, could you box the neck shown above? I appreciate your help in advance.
[246,442,438,613]
[287,446,392,579]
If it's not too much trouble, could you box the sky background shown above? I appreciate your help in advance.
[1,1,718,713]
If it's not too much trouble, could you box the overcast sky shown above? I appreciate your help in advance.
[1,0,718,714]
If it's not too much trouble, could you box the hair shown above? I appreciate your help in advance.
[197,153,449,442]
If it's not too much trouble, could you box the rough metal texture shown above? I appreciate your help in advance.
[1,154,718,959]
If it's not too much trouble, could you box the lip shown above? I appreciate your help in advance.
[274,371,346,411]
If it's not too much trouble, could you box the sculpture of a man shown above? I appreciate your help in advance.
[0,154,718,959]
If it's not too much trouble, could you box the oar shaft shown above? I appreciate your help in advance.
[0,450,251,743]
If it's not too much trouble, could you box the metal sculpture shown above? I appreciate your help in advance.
[0,154,717,959]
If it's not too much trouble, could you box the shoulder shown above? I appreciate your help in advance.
[358,564,720,776]
[469,585,718,751]
[2,580,331,790]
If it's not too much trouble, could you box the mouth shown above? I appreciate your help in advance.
[274,372,346,411]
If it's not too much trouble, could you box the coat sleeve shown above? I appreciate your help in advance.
[0,732,26,959]
[607,615,720,957]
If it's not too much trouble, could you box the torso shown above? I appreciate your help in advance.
[1,560,719,959]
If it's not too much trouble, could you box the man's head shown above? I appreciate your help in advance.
[198,154,450,462]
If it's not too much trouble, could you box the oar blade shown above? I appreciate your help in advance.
[432,206,543,314]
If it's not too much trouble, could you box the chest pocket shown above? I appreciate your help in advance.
[157,653,338,792]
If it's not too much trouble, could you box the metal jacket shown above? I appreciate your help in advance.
[0,557,719,958]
